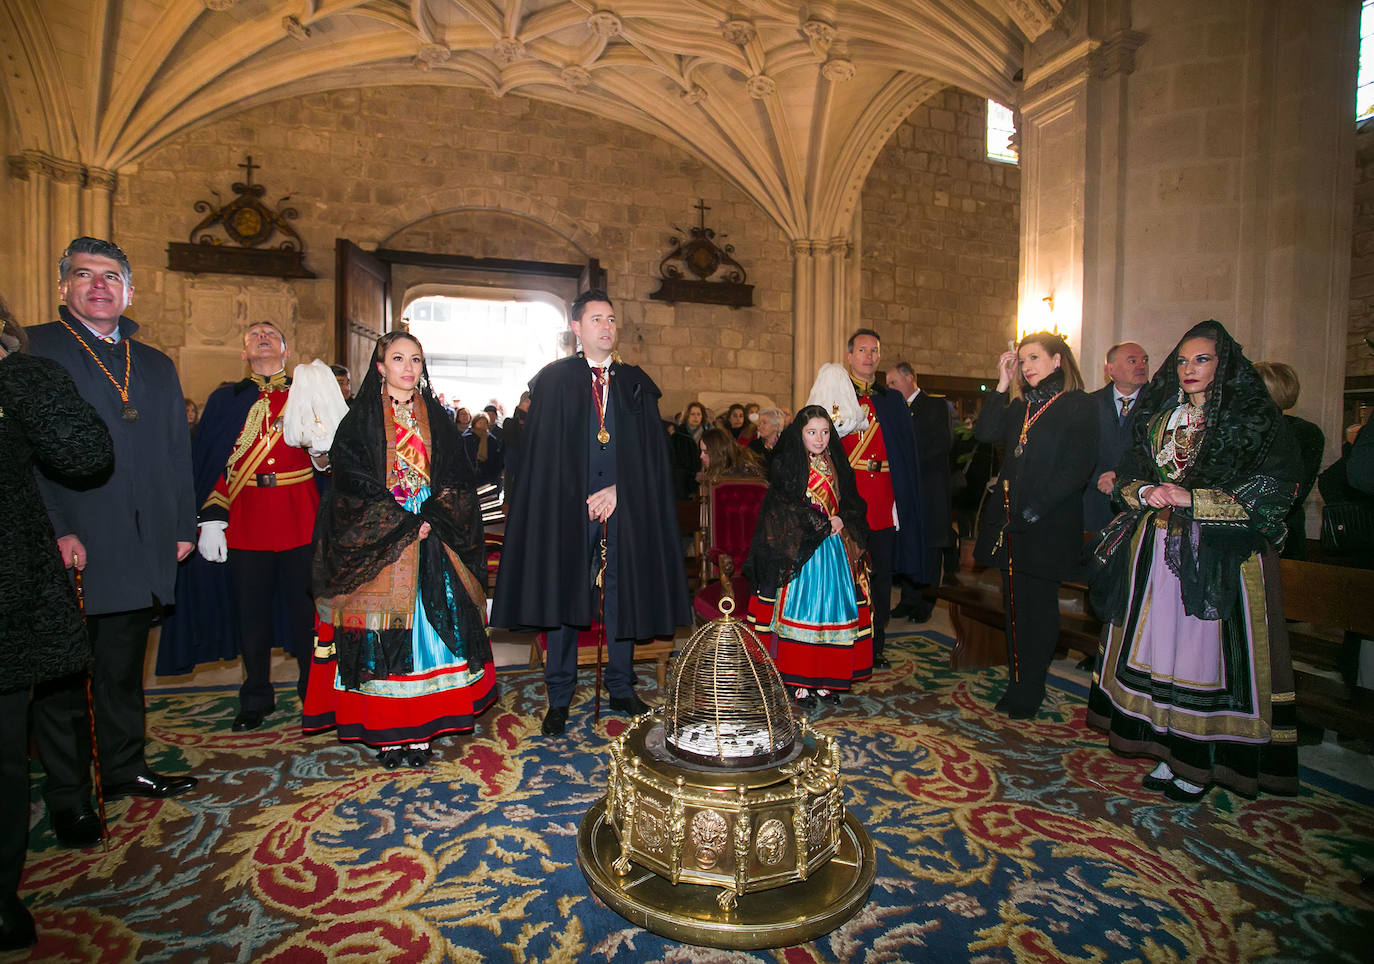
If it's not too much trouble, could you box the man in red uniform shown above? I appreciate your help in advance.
[196,322,324,730]
[841,329,927,669]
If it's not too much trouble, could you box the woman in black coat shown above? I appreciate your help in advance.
[973,330,1097,719]
[0,298,112,949]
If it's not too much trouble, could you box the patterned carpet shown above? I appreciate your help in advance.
[13,630,1374,963]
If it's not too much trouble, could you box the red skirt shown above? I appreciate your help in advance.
[746,593,873,691]
[302,651,497,747]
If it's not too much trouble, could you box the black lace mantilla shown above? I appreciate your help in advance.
[1090,320,1300,622]
[744,406,869,598]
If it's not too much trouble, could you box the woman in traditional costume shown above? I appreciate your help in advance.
[973,331,1097,719]
[744,406,871,709]
[1087,320,1301,800]
[304,332,496,768]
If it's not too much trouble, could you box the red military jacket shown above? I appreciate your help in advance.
[200,385,319,551]
[842,381,896,532]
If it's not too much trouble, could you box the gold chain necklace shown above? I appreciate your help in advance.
[59,319,138,421]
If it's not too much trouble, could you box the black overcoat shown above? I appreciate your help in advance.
[973,387,1098,582]
[909,390,954,548]
[28,310,196,615]
[492,355,691,637]
[0,352,112,690]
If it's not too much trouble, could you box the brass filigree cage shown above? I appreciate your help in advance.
[663,598,796,768]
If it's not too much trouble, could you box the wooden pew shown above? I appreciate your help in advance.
[1278,558,1374,744]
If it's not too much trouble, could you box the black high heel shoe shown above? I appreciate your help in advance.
[404,746,434,768]
[378,748,405,769]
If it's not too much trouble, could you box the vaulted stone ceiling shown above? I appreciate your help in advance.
[1,0,1062,238]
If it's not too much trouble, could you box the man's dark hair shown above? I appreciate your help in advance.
[571,288,612,322]
[846,327,881,351]
[894,361,916,379]
[483,404,498,415]
[329,363,349,378]
[59,237,132,287]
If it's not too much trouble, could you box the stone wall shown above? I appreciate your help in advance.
[111,86,796,411]
[1351,118,1374,381]
[859,86,1020,380]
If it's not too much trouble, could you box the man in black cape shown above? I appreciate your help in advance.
[492,289,690,736]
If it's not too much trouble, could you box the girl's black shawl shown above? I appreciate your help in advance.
[313,355,490,688]
[1089,320,1300,623]
[744,412,869,598]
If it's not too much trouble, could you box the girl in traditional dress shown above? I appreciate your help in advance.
[304,332,496,768]
[974,331,1097,719]
[1087,320,1301,800]
[744,406,871,709]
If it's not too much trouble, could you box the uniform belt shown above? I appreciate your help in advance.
[860,459,890,473]
[247,468,313,488]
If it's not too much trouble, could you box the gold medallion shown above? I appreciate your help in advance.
[597,427,611,444]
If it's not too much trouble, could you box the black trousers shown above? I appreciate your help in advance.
[869,527,895,658]
[32,608,154,810]
[896,545,946,616]
[229,545,314,713]
[0,688,29,898]
[999,569,1061,712]
[546,512,637,707]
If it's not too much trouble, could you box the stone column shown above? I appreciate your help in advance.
[6,150,118,326]
[791,237,854,408]
[1018,3,1145,373]
[1018,0,1356,456]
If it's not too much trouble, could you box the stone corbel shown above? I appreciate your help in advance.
[1094,29,1147,80]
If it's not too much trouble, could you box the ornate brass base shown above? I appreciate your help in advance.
[577,799,875,949]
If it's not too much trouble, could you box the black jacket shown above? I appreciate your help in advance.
[0,352,112,690]
[492,354,691,637]
[973,385,1098,582]
[28,311,196,615]
[1083,384,1141,533]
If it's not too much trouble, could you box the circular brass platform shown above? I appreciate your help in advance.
[577,799,876,949]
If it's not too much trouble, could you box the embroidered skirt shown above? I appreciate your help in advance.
[747,533,872,690]
[1086,525,1298,795]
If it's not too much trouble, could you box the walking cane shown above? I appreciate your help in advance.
[1001,479,1020,684]
[593,520,608,724]
[73,570,109,852]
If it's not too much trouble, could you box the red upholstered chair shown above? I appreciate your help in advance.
[692,478,768,622]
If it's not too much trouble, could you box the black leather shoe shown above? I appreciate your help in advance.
[909,607,933,624]
[1075,654,1097,672]
[608,694,652,717]
[0,893,35,952]
[541,706,569,736]
[377,748,405,769]
[1163,780,1209,803]
[795,693,818,711]
[50,806,102,848]
[890,603,915,619]
[104,771,198,800]
[232,709,268,731]
[873,655,892,669]
[819,691,841,706]
[1141,773,1173,792]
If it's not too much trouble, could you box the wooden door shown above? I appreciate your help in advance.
[334,239,392,383]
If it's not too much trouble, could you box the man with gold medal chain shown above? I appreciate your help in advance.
[493,289,691,737]
[26,237,199,847]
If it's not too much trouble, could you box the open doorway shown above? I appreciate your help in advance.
[403,293,567,419]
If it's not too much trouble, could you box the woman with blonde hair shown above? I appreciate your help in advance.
[973,330,1098,718]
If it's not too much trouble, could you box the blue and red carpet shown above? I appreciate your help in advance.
[15,630,1374,962]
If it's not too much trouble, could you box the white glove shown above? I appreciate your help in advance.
[198,521,228,563]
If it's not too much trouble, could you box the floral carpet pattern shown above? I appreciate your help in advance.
[13,631,1374,963]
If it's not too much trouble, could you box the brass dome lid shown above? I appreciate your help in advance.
[662,598,796,768]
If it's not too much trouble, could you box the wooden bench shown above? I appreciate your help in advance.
[1279,558,1374,744]
[933,578,1101,670]
[527,632,678,690]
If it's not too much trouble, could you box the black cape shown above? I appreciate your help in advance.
[492,354,691,637]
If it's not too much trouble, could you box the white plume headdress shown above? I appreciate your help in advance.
[806,362,866,437]
[283,359,349,455]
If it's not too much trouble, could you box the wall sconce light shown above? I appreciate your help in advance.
[1042,294,1054,313]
